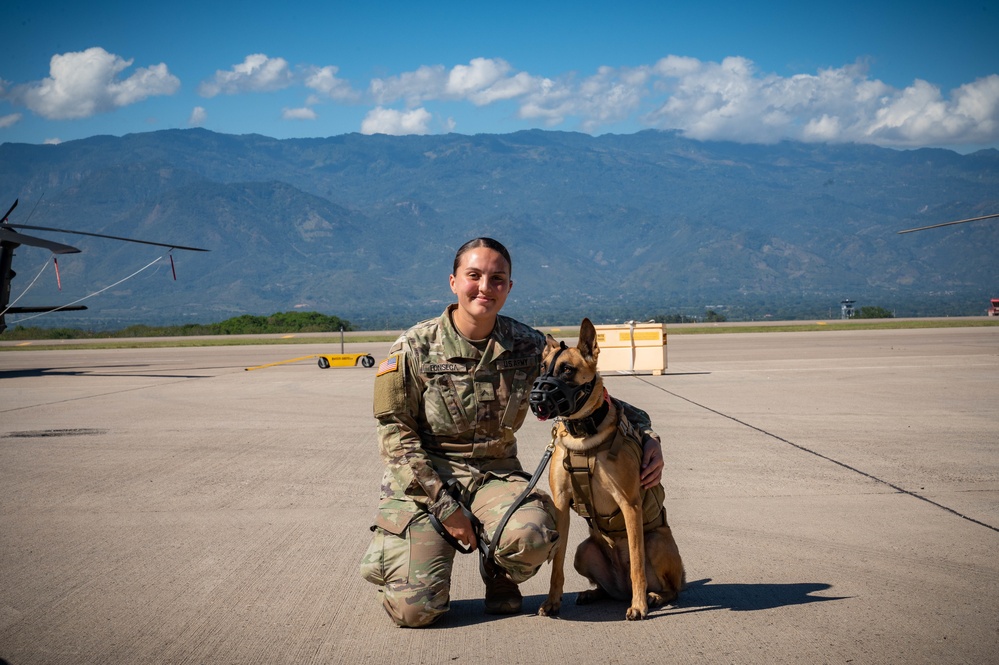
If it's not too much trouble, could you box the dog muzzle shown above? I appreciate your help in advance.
[529,342,595,421]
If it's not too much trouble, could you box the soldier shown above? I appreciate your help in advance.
[360,237,664,627]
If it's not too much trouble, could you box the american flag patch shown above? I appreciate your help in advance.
[376,355,400,376]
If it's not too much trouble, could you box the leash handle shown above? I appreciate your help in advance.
[427,478,483,555]
[428,512,478,554]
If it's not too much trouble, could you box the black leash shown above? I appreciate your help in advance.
[429,435,556,580]
[482,435,555,579]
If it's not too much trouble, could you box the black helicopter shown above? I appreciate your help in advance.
[0,198,209,334]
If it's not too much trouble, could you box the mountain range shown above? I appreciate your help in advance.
[1,128,997,329]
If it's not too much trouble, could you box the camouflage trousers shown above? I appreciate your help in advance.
[359,461,558,628]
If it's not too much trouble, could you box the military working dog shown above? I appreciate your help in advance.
[534,319,684,620]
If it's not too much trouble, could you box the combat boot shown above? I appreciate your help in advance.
[483,573,522,615]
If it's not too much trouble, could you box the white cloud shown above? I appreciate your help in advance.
[451,58,546,106]
[446,58,509,97]
[368,58,544,108]
[361,107,432,135]
[517,77,571,125]
[6,47,179,120]
[282,107,317,120]
[304,65,359,102]
[184,52,999,147]
[468,71,539,105]
[188,106,207,126]
[370,64,447,107]
[198,54,293,97]
[363,58,999,146]
[863,75,999,146]
[629,56,999,148]
[43,137,62,145]
[5,47,996,150]
[644,56,787,141]
[653,55,703,78]
[802,114,841,141]
[519,65,652,131]
[952,75,999,141]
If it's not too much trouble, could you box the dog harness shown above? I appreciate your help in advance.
[562,398,667,539]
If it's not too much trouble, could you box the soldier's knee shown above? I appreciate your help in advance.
[382,581,450,628]
[383,599,444,628]
[515,514,559,554]
[494,503,559,581]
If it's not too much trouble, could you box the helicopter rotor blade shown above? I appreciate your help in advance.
[1,199,17,223]
[3,223,210,252]
[897,212,999,234]
[0,227,81,254]
[6,305,88,314]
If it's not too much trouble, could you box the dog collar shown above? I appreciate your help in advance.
[562,389,610,437]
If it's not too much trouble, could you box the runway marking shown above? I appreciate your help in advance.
[637,376,999,534]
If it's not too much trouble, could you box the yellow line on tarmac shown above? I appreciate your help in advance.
[244,355,318,371]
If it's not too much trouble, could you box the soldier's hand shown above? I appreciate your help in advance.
[640,436,664,489]
[442,509,478,550]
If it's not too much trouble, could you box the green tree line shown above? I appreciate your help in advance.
[651,309,728,324]
[853,306,895,319]
[1,311,353,340]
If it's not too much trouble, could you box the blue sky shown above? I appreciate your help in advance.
[1,0,997,151]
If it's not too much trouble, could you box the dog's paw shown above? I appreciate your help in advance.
[538,598,561,617]
[626,606,647,621]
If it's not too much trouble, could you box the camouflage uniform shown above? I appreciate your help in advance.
[360,305,657,627]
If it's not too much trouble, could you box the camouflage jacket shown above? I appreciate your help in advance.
[372,305,658,523]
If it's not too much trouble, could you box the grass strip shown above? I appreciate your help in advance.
[2,318,996,351]
[665,319,999,334]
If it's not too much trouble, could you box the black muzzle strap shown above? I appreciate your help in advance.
[529,342,595,421]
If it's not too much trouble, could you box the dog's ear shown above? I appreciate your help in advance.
[543,334,560,363]
[577,318,599,362]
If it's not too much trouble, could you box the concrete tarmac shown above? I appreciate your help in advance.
[1,327,997,664]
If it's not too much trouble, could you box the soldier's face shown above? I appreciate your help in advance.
[450,248,512,323]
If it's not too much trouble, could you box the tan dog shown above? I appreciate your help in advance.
[537,319,684,620]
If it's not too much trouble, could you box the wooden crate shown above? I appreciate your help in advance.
[593,322,667,375]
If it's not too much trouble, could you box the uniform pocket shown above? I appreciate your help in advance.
[424,375,471,436]
[359,527,392,585]
[359,508,416,586]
